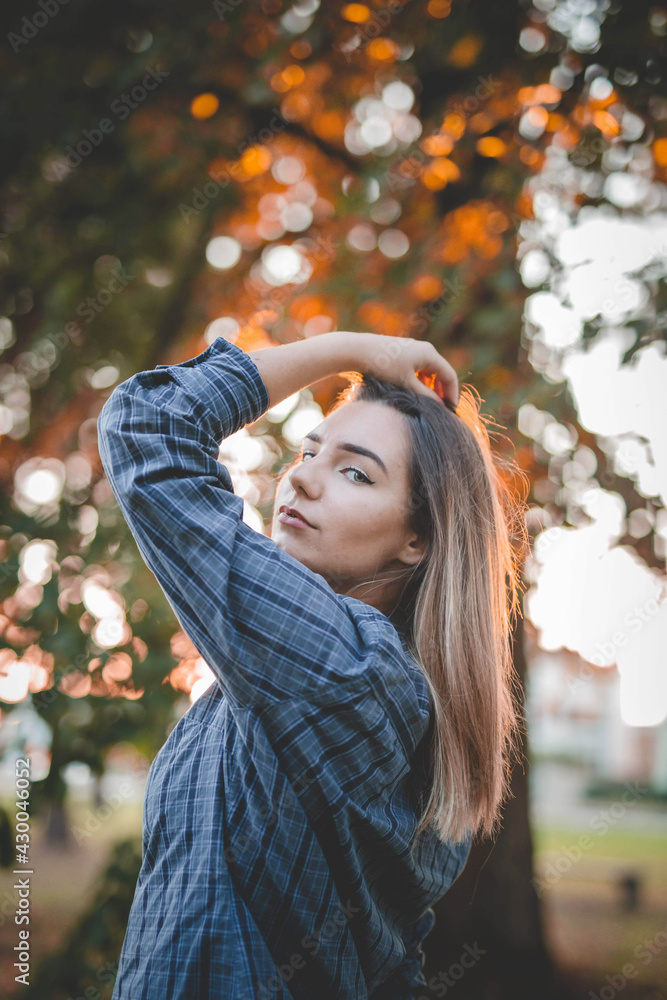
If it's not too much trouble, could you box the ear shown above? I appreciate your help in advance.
[398,531,428,567]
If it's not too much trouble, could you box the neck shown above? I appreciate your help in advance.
[328,567,409,622]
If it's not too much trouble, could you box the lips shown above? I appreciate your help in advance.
[279,505,315,527]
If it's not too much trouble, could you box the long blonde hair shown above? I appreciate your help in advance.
[329,373,528,845]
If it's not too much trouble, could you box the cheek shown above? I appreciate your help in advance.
[329,492,399,542]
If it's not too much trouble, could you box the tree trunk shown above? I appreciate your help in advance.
[36,721,73,850]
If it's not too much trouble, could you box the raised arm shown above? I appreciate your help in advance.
[96,334,391,709]
[249,331,458,408]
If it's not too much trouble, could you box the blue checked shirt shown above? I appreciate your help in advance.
[97,336,471,1000]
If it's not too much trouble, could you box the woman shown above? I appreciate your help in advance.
[97,330,524,1000]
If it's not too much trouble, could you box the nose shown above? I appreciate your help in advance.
[286,454,322,500]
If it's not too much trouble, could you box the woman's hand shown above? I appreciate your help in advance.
[342,332,459,408]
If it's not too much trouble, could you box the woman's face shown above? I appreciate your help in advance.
[271,400,426,609]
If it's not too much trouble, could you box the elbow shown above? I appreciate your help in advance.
[97,387,126,456]
[98,380,130,429]
[96,385,137,493]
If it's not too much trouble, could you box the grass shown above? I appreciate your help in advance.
[533,824,667,990]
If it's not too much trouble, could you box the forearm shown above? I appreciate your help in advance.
[247,332,366,409]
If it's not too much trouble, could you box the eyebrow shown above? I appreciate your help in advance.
[303,432,388,475]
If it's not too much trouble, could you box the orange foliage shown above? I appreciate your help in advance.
[58,671,92,698]
[517,84,561,106]
[132,636,148,661]
[442,113,466,139]
[236,325,275,352]
[515,190,534,219]
[367,39,400,62]
[553,121,579,149]
[654,137,667,166]
[290,39,312,59]
[312,109,347,142]
[166,658,200,693]
[356,301,406,336]
[571,104,593,127]
[421,133,455,156]
[341,3,371,23]
[411,275,445,301]
[290,296,327,322]
[239,146,273,178]
[190,93,220,120]
[250,308,280,330]
[476,136,507,158]
[423,157,461,189]
[519,145,543,166]
[523,106,549,131]
[272,65,306,92]
[593,110,620,136]
[469,111,497,134]
[170,630,199,660]
[438,201,510,264]
[427,0,452,16]
[448,35,483,68]
[546,113,567,132]
[281,90,324,122]
[103,653,133,683]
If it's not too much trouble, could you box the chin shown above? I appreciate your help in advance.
[272,526,296,550]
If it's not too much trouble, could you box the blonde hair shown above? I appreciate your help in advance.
[330,373,529,845]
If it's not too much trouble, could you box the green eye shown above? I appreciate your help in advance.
[343,467,373,485]
[300,451,374,485]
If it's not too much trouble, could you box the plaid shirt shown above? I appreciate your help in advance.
[97,336,471,1000]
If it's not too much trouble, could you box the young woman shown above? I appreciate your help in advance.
[97,330,524,1000]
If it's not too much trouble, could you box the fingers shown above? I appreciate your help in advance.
[433,357,459,406]
[413,372,448,407]
[417,343,459,406]
[415,365,458,408]
[437,372,459,407]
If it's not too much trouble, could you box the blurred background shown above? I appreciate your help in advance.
[0,0,666,997]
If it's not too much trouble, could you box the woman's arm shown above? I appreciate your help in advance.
[249,331,459,408]
[247,332,360,408]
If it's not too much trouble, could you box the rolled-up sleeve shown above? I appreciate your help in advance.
[96,336,383,708]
